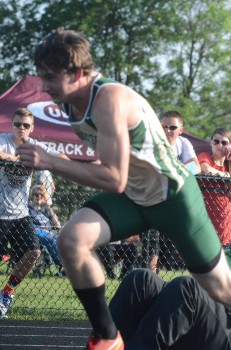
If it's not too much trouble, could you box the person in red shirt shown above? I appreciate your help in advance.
[198,127,231,247]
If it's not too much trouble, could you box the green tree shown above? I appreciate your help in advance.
[147,0,231,137]
[1,0,231,138]
[0,0,48,91]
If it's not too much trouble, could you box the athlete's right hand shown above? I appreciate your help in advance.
[16,143,54,170]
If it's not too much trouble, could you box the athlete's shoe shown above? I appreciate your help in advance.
[0,290,14,319]
[86,331,124,350]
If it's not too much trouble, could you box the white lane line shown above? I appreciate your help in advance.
[1,334,84,338]
[1,325,90,330]
[0,345,84,348]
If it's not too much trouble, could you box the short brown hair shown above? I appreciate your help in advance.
[12,108,34,123]
[160,110,183,125]
[34,27,94,75]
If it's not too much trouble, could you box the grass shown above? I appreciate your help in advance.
[0,263,121,321]
[158,268,189,281]
[0,261,189,321]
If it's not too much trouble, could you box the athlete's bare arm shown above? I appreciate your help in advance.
[17,85,138,192]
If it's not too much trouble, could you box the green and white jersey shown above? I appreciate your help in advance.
[63,74,189,206]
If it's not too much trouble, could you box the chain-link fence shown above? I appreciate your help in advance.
[0,161,230,321]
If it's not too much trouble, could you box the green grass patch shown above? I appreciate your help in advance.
[0,262,189,321]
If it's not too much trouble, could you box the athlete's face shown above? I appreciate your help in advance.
[37,67,77,104]
[161,117,183,146]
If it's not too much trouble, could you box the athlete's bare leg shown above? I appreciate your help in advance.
[192,249,231,307]
[57,207,111,289]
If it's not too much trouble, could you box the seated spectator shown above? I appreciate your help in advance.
[198,127,231,247]
[29,184,61,229]
[34,170,55,206]
[29,184,62,266]
[109,268,231,349]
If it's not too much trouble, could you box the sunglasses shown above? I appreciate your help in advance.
[212,139,230,146]
[13,122,32,130]
[161,123,179,131]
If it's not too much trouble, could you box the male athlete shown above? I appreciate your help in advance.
[17,27,231,350]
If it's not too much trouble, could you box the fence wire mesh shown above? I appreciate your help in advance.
[0,161,230,321]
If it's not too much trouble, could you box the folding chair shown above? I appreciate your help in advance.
[33,227,64,277]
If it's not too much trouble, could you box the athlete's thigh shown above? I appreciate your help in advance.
[140,174,221,269]
[82,191,147,242]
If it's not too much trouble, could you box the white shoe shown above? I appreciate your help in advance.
[0,290,14,319]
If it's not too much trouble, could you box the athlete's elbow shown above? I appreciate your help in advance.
[116,184,126,193]
[111,179,127,193]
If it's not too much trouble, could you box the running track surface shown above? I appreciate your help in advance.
[0,320,91,349]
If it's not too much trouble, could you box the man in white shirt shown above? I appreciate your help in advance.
[0,107,66,319]
[150,110,201,273]
[160,110,201,174]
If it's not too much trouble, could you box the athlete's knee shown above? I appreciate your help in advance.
[57,224,95,261]
[58,228,79,258]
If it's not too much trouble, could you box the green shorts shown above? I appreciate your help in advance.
[83,174,221,272]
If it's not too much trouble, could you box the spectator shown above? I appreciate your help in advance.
[29,184,61,229]
[198,127,231,247]
[0,107,66,319]
[34,170,55,206]
[17,27,231,350]
[109,268,231,350]
[145,110,199,273]
[29,184,62,267]
[160,110,201,174]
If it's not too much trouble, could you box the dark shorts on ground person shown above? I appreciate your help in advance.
[0,216,40,262]
[83,173,221,273]
[109,269,231,350]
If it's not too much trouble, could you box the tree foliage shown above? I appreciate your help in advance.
[0,0,231,138]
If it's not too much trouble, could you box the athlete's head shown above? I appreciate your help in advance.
[34,27,94,76]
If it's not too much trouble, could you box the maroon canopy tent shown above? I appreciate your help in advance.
[0,75,96,160]
[0,75,210,159]
[182,132,210,155]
